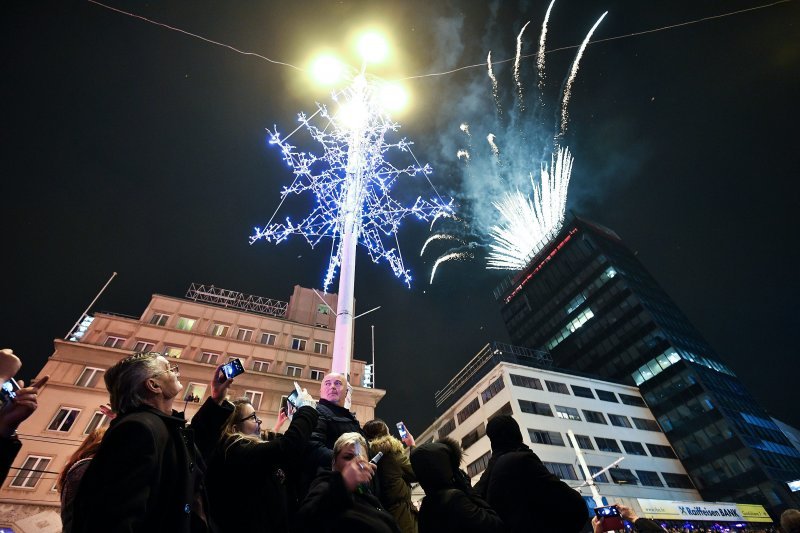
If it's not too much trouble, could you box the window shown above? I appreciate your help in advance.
[528,429,565,446]
[662,472,695,489]
[75,367,103,388]
[317,304,331,315]
[636,470,663,487]
[210,324,230,337]
[588,466,609,483]
[595,437,621,453]
[481,376,505,403]
[461,423,486,450]
[519,400,553,417]
[457,398,480,424]
[163,346,183,359]
[545,380,570,394]
[236,328,253,342]
[609,468,639,485]
[252,360,270,373]
[84,411,110,435]
[621,441,647,455]
[466,451,492,477]
[571,385,595,399]
[199,352,219,365]
[608,414,632,428]
[133,341,155,353]
[543,462,578,481]
[583,410,607,424]
[103,336,126,348]
[291,338,307,351]
[510,374,542,390]
[149,313,169,326]
[554,405,581,421]
[438,418,456,438]
[313,342,329,355]
[575,434,594,450]
[10,455,52,488]
[619,393,646,407]
[595,389,618,403]
[176,317,195,331]
[259,332,277,345]
[310,369,325,381]
[646,444,677,459]
[48,407,81,432]
[244,390,263,410]
[632,417,661,432]
[285,365,302,378]
[183,383,207,403]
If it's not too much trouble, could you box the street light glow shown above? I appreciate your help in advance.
[311,54,345,86]
[379,82,409,113]
[357,31,388,63]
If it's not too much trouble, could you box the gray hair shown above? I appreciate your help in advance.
[104,352,163,414]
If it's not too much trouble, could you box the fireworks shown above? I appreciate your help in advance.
[430,251,474,285]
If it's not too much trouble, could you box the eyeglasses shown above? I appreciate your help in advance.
[238,412,262,425]
[152,363,179,377]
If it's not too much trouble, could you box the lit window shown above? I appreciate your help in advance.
[554,405,581,421]
[83,411,110,435]
[48,407,81,432]
[75,367,103,388]
[175,317,195,331]
[183,383,207,403]
[313,342,328,355]
[133,341,155,353]
[310,369,325,381]
[244,390,263,410]
[291,338,307,351]
[149,313,169,326]
[317,304,330,315]
[565,293,586,314]
[199,352,219,365]
[252,360,270,373]
[103,336,126,349]
[236,328,253,342]
[210,324,229,337]
[10,456,52,488]
[285,365,302,378]
[259,333,276,345]
[163,346,183,358]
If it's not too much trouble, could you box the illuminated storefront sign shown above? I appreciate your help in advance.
[637,499,771,523]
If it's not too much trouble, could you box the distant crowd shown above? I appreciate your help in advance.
[2,348,799,532]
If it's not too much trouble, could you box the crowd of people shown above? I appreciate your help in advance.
[2,347,799,532]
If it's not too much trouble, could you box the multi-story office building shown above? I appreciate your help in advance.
[496,216,800,515]
[1,283,384,527]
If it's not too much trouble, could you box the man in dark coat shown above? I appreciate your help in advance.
[410,437,503,533]
[72,353,232,533]
[475,414,588,533]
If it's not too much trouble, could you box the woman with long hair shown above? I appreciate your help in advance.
[205,393,318,533]
[57,427,107,533]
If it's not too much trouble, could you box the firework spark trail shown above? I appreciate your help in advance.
[487,134,500,158]
[460,123,471,136]
[514,21,531,109]
[537,0,556,91]
[430,252,474,284]
[487,52,501,114]
[429,211,459,231]
[420,234,466,257]
[456,149,470,160]
[558,11,608,140]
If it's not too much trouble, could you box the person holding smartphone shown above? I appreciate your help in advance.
[591,503,666,532]
[205,388,318,533]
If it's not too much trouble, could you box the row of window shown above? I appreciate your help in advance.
[527,427,677,458]
[517,399,660,432]
[106,330,330,355]
[509,373,647,407]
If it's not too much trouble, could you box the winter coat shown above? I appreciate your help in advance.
[477,444,588,533]
[369,435,418,533]
[0,434,21,485]
[295,469,401,533]
[60,457,92,533]
[410,438,504,533]
[205,405,318,533]
[633,518,667,532]
[72,398,231,533]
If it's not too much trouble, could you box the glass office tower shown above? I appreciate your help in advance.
[496,216,800,515]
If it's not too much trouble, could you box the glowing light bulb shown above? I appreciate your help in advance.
[311,55,344,86]
[379,83,408,113]
[336,100,369,130]
[357,32,388,63]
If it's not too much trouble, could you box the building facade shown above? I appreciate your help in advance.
[496,216,800,515]
[417,342,704,515]
[0,283,384,527]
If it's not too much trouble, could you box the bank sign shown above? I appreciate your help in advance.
[637,499,771,523]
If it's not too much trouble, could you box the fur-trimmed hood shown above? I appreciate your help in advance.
[369,434,405,457]
[409,437,463,492]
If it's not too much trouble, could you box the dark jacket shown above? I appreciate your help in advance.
[369,435,417,533]
[410,438,503,533]
[633,517,667,532]
[60,457,92,533]
[72,398,231,533]
[0,434,22,484]
[295,469,401,533]
[478,445,588,533]
[206,405,319,533]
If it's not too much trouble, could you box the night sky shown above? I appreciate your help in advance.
[3,1,798,435]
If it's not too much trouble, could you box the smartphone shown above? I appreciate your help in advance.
[286,381,303,407]
[279,395,288,413]
[0,378,20,410]
[396,421,408,440]
[220,358,245,382]
[594,506,624,531]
